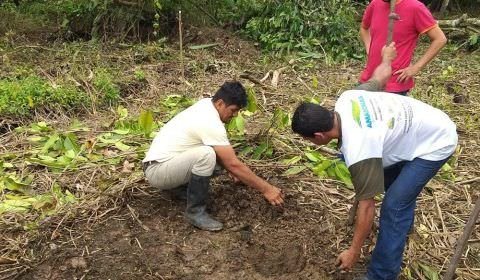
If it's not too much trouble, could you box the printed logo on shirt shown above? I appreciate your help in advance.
[351,100,362,127]
[358,96,372,128]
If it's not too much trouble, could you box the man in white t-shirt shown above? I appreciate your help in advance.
[143,81,284,231]
[291,44,457,279]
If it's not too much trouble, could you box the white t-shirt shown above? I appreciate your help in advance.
[143,98,230,163]
[335,90,458,168]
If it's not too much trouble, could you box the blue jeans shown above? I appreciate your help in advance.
[366,156,450,280]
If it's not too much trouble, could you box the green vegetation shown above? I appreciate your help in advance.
[0,76,87,116]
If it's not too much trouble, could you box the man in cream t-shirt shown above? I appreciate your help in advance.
[291,43,457,279]
[143,81,284,231]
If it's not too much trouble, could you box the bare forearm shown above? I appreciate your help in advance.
[412,38,446,73]
[351,200,375,251]
[225,161,270,193]
[359,27,371,54]
[369,61,392,89]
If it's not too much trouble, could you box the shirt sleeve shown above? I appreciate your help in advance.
[361,1,374,29]
[415,2,437,34]
[349,158,384,200]
[197,122,230,147]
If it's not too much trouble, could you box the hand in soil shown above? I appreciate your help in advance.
[263,185,284,206]
[336,247,360,271]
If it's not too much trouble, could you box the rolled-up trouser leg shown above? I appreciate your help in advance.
[144,146,216,190]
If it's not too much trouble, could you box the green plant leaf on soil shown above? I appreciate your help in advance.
[283,165,306,176]
[417,262,439,280]
[281,155,302,165]
[246,87,258,113]
[252,142,269,160]
[138,110,154,136]
[188,43,220,50]
[41,134,60,153]
[115,141,131,151]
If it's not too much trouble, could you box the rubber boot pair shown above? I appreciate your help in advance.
[185,174,223,231]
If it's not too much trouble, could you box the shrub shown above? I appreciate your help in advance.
[244,0,363,60]
[0,76,88,116]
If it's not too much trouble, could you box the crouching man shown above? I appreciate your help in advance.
[143,81,284,231]
[291,43,457,279]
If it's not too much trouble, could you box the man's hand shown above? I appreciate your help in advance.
[263,185,284,206]
[381,42,396,63]
[228,172,241,184]
[394,65,419,83]
[336,247,361,271]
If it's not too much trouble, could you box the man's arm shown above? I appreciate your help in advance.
[337,199,376,270]
[359,26,371,55]
[395,26,447,83]
[337,158,384,270]
[213,145,284,206]
[359,42,397,91]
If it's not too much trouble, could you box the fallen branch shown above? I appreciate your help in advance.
[444,196,480,280]
[438,14,480,27]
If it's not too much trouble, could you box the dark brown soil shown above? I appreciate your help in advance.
[18,176,362,280]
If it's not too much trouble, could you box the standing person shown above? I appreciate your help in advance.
[359,0,447,95]
[143,81,284,232]
[291,43,457,279]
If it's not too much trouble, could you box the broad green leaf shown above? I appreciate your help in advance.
[305,151,323,162]
[283,165,306,176]
[115,141,131,151]
[239,146,254,156]
[2,177,31,193]
[41,134,60,153]
[188,43,220,50]
[281,155,302,165]
[138,110,154,135]
[333,162,353,187]
[252,142,269,160]
[64,133,80,153]
[312,160,333,175]
[246,88,258,113]
[28,136,45,142]
[418,263,439,280]
[112,128,130,135]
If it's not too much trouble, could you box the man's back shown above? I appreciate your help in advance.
[335,90,457,167]
[143,98,229,163]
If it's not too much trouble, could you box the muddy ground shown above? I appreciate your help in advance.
[19,175,362,280]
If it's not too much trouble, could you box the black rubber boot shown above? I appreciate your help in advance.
[168,184,187,201]
[185,174,223,231]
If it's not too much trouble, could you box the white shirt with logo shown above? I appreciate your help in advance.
[335,90,458,168]
[143,98,230,163]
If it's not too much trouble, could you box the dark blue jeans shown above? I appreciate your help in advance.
[366,156,450,280]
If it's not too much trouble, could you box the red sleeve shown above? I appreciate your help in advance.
[361,1,374,29]
[414,2,437,34]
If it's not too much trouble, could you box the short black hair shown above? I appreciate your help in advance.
[212,81,247,108]
[291,103,334,137]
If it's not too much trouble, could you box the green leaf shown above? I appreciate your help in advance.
[246,88,258,113]
[112,128,130,135]
[252,142,269,160]
[2,177,31,194]
[312,76,319,89]
[63,133,80,153]
[305,151,323,162]
[283,165,306,176]
[239,146,254,156]
[281,155,302,165]
[41,134,60,153]
[333,161,353,187]
[418,263,439,280]
[115,141,131,151]
[138,110,154,135]
[117,105,128,120]
[188,43,220,50]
